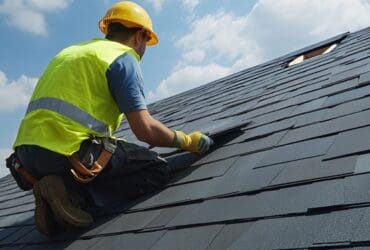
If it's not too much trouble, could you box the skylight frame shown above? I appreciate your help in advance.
[288,43,338,67]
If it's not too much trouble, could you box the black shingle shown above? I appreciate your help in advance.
[229,207,364,249]
[290,96,327,116]
[0,227,21,243]
[0,202,34,217]
[0,194,34,210]
[282,77,328,99]
[328,63,369,85]
[359,71,370,86]
[0,211,34,227]
[150,225,222,250]
[323,83,370,107]
[91,231,166,250]
[324,126,370,159]
[0,225,34,246]
[168,179,344,227]
[94,209,162,234]
[198,130,286,164]
[229,115,295,143]
[207,222,254,250]
[145,205,184,229]
[354,153,370,173]
[344,173,370,205]
[352,207,370,242]
[313,207,365,245]
[278,109,370,145]
[325,96,370,120]
[257,136,335,167]
[247,105,297,126]
[269,155,356,186]
[169,157,238,185]
[228,216,318,249]
[131,177,219,210]
[207,152,283,196]
[294,108,329,127]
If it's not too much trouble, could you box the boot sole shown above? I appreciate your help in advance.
[39,176,93,228]
[33,182,59,236]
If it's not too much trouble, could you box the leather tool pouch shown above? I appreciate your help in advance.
[6,153,34,191]
[69,137,117,183]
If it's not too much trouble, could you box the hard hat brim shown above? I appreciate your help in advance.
[98,19,158,46]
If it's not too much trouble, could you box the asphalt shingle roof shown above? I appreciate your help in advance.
[2,27,370,249]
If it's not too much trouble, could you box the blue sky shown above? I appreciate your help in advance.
[1,0,370,177]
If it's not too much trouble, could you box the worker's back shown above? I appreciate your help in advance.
[13,39,138,155]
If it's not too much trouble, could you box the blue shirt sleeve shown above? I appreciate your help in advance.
[106,53,147,113]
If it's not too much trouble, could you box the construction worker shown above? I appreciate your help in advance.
[9,1,213,236]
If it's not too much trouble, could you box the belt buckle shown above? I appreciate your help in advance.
[102,138,117,154]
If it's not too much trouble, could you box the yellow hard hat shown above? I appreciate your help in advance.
[99,1,158,46]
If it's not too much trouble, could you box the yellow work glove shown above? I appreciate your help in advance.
[172,130,214,154]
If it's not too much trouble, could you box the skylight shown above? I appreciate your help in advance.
[288,43,337,67]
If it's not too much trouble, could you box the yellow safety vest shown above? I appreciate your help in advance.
[13,38,140,155]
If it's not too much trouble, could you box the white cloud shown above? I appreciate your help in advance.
[145,0,166,12]
[0,148,12,178]
[244,0,370,58]
[148,10,259,101]
[145,0,199,13]
[181,0,199,11]
[150,0,370,101]
[0,71,37,113]
[182,48,205,64]
[25,0,71,11]
[176,10,263,67]
[148,64,230,102]
[0,0,72,35]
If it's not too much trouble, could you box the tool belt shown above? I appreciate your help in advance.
[6,153,37,191]
[69,137,117,183]
[7,137,117,189]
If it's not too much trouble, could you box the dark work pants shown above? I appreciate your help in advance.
[15,140,172,211]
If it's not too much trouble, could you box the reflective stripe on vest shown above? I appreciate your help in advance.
[26,97,109,135]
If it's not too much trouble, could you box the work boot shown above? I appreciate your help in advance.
[33,181,61,236]
[34,175,93,231]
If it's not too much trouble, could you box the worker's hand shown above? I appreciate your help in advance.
[172,130,214,154]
